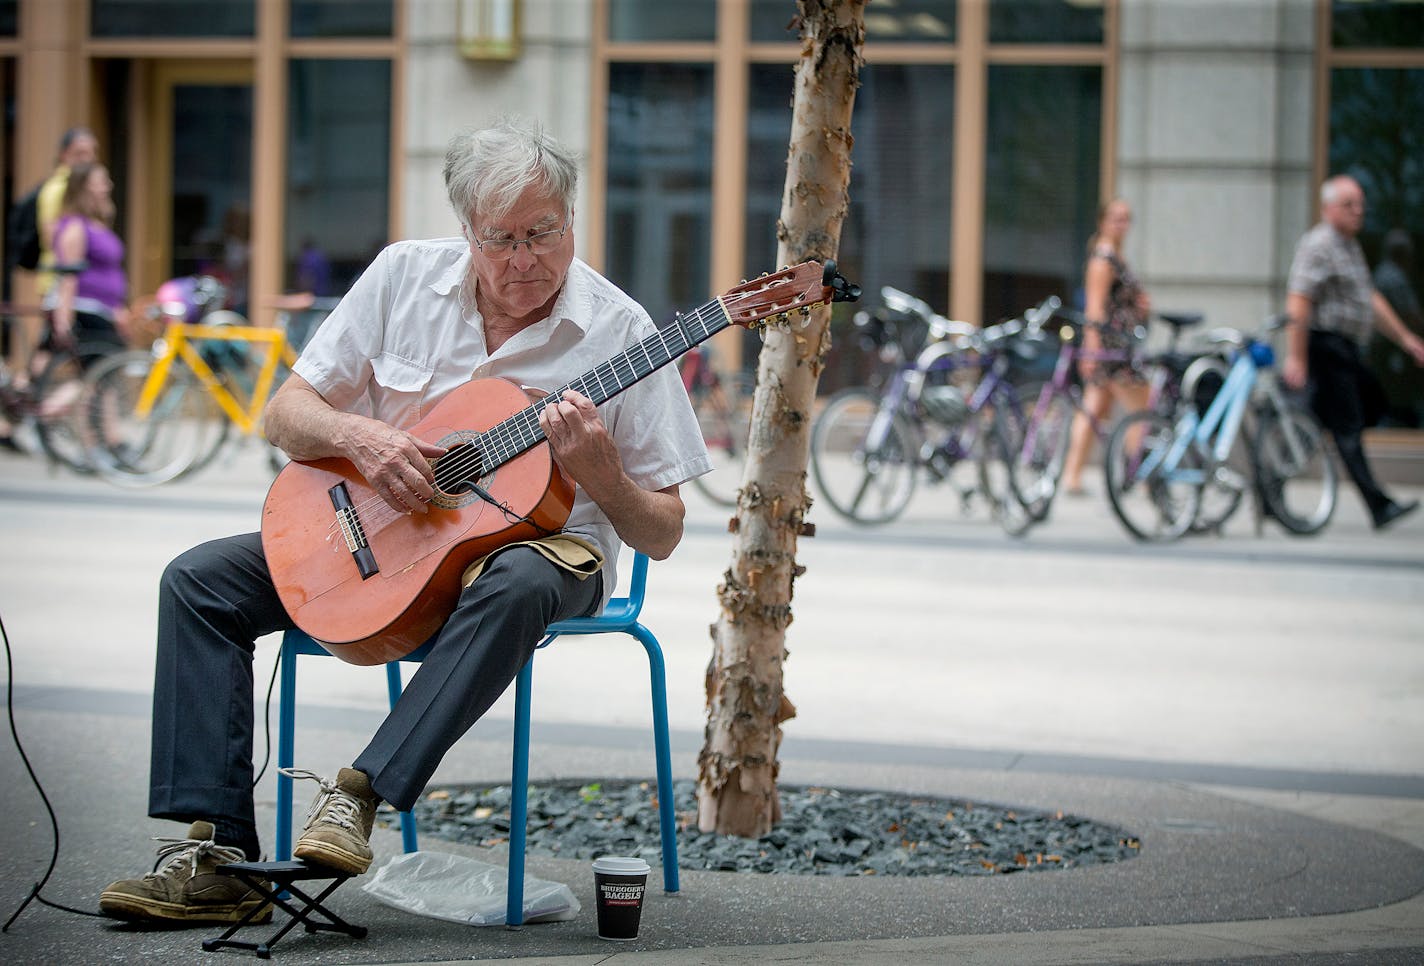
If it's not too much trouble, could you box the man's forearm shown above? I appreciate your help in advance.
[265,376,366,462]
[1285,292,1312,357]
[592,481,685,561]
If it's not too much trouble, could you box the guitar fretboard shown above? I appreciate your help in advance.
[457,296,733,482]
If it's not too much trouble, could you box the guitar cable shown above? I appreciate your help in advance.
[461,479,557,537]
[2,604,282,930]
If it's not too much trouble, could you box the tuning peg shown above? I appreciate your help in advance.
[821,260,861,303]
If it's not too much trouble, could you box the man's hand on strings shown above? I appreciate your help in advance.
[349,423,447,514]
[539,389,624,495]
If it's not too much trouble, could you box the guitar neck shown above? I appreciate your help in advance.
[476,296,733,472]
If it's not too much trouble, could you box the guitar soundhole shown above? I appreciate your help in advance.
[429,438,490,510]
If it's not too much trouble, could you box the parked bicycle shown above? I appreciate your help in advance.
[808,289,1053,527]
[1103,317,1337,541]
[678,346,754,507]
[992,309,1207,528]
[82,279,334,487]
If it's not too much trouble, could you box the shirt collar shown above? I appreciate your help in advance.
[546,259,593,334]
[430,245,471,298]
[432,252,593,335]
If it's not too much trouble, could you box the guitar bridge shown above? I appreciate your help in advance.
[328,482,378,579]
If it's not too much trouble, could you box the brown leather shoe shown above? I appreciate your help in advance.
[285,767,377,875]
[99,821,271,925]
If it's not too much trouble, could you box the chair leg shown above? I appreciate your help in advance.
[633,623,681,894]
[384,663,420,854]
[276,638,298,861]
[507,656,535,927]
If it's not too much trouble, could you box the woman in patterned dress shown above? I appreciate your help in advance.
[1061,198,1152,496]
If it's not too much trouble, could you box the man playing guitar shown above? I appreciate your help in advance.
[100,117,712,925]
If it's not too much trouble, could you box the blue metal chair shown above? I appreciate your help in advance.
[274,550,681,926]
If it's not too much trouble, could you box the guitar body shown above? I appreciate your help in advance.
[261,377,575,665]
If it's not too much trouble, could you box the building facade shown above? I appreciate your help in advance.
[2,0,1421,419]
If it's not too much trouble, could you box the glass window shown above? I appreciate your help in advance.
[983,64,1101,324]
[290,0,394,39]
[90,0,254,38]
[605,63,714,326]
[284,60,391,299]
[752,0,955,44]
[989,0,1104,44]
[169,84,253,308]
[746,63,954,390]
[1331,0,1424,48]
[1329,67,1424,427]
[609,0,716,42]
[0,0,16,37]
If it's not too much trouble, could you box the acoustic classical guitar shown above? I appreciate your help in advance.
[261,259,859,665]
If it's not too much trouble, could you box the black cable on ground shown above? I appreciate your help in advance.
[1,607,105,929]
[0,605,284,933]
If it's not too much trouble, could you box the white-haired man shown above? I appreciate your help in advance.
[100,118,711,924]
[1283,174,1424,531]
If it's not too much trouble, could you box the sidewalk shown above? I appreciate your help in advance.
[1,442,1422,963]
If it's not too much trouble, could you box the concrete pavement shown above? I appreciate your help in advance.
[1,438,1422,963]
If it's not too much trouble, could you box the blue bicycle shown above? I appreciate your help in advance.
[1104,318,1337,541]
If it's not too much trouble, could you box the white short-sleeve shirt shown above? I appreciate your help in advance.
[293,237,713,604]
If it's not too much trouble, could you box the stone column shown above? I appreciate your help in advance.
[1116,0,1316,337]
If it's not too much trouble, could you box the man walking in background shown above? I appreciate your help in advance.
[1282,175,1424,531]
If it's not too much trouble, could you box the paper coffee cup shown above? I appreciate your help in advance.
[592,856,650,940]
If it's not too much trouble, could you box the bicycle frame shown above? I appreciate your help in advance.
[1015,322,1148,473]
[1136,344,1260,485]
[135,322,298,436]
[862,336,1002,471]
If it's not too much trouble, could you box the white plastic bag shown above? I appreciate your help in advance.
[361,850,580,926]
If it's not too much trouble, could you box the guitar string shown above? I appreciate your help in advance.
[320,298,727,537]
[324,286,805,533]
[323,279,813,541]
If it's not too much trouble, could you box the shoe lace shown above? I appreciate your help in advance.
[148,831,247,879]
[279,767,364,832]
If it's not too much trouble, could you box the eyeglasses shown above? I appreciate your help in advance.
[471,216,571,260]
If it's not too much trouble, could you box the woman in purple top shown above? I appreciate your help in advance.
[49,161,129,358]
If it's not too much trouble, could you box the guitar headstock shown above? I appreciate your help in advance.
[721,259,861,330]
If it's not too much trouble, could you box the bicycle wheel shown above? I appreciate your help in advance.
[1190,437,1248,535]
[1011,390,1074,521]
[1104,410,1202,542]
[977,405,1034,537]
[31,345,101,475]
[689,370,754,507]
[1253,404,1336,535]
[84,349,231,487]
[810,387,918,525]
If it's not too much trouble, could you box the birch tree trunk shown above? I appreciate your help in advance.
[696,0,866,838]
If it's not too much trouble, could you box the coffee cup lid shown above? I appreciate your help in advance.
[593,856,651,875]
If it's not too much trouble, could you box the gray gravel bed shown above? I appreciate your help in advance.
[407,778,1142,877]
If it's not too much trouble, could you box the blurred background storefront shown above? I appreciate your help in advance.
[0,0,1420,427]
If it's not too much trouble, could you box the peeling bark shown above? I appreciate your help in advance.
[696,0,865,839]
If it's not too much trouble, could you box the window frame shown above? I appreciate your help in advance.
[589,0,1116,325]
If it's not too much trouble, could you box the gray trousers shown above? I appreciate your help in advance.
[148,531,601,827]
